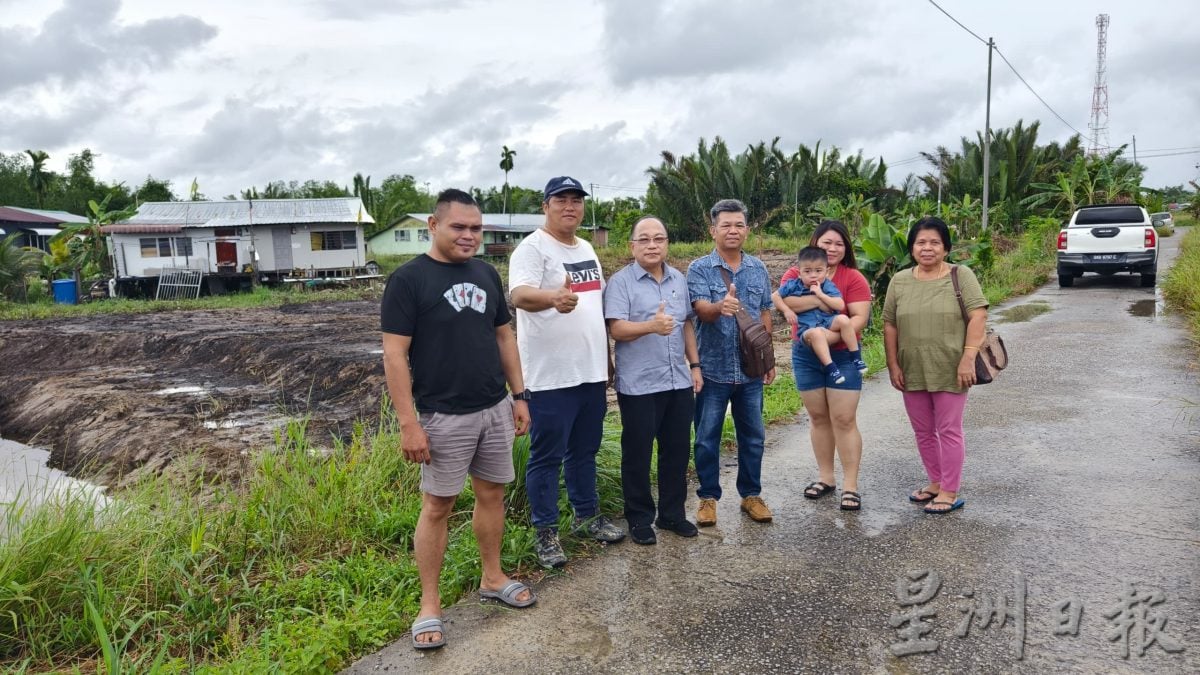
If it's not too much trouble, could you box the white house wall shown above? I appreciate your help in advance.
[110,223,368,277]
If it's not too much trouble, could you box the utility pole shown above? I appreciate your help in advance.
[982,37,994,232]
[589,183,597,231]
[1132,135,1138,166]
[936,151,945,212]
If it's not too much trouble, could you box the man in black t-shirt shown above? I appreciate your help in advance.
[381,189,534,650]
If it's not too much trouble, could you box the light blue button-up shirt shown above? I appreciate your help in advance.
[603,262,694,396]
[686,249,773,383]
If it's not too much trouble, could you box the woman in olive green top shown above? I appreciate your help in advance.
[883,217,988,514]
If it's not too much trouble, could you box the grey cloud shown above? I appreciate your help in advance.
[600,0,864,86]
[0,0,217,95]
[306,0,474,20]
[151,77,566,198]
[506,122,664,190]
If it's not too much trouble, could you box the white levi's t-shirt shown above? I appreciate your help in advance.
[508,228,608,391]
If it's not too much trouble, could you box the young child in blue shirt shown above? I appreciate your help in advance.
[775,246,867,384]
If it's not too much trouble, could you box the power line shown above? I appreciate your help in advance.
[993,47,1088,138]
[590,184,645,193]
[1137,149,1200,159]
[927,1,1088,139]
[927,0,988,45]
[1135,145,1200,153]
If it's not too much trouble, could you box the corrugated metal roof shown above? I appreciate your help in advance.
[101,224,184,234]
[0,206,87,224]
[25,227,62,236]
[126,198,374,228]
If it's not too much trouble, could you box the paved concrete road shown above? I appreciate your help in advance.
[348,231,1198,674]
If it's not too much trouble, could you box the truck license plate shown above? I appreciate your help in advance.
[1093,254,1118,261]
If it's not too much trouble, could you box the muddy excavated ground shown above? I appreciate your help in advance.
[0,301,387,487]
[0,252,803,488]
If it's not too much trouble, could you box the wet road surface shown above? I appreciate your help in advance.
[348,231,1198,674]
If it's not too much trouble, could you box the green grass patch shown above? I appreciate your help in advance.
[0,285,379,321]
[975,221,1058,306]
[0,405,624,672]
[1163,226,1200,351]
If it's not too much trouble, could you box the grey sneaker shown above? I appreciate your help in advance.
[573,514,626,543]
[535,527,567,568]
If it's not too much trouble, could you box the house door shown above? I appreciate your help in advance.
[272,227,293,271]
[214,227,238,273]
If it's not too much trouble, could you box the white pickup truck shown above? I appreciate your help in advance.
[1056,204,1158,288]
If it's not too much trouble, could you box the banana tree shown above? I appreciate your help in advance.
[50,195,136,279]
[855,213,912,299]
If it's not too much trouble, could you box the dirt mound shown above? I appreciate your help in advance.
[0,301,387,486]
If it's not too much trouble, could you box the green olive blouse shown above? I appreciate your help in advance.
[882,265,988,393]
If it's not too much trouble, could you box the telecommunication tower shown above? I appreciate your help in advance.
[1088,13,1110,156]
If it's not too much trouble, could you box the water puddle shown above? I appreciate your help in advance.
[996,301,1052,323]
[1,438,109,537]
[1127,288,1167,320]
[202,419,250,430]
[155,385,207,396]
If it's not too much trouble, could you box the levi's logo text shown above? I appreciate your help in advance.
[443,282,487,313]
[564,261,602,292]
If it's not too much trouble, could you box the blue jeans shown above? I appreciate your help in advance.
[526,381,607,530]
[693,378,765,501]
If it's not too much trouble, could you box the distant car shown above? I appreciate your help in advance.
[1056,204,1158,288]
[1150,211,1174,229]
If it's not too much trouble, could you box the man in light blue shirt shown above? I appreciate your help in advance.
[604,216,702,545]
[686,199,776,527]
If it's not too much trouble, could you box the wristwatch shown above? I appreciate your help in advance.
[689,363,702,370]
[511,390,532,401]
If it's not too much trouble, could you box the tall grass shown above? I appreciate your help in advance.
[0,401,624,672]
[1163,226,1200,350]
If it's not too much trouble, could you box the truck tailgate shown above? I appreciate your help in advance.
[1064,225,1146,253]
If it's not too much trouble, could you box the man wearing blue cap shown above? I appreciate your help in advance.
[509,176,625,568]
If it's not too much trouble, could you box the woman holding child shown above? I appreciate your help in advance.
[774,220,872,511]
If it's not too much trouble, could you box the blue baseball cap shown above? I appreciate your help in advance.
[543,176,589,201]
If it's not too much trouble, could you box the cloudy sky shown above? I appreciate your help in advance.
[1,0,1197,201]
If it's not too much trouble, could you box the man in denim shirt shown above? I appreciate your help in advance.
[686,199,777,526]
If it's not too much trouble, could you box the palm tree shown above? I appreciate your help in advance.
[352,173,375,217]
[24,149,51,208]
[499,146,516,215]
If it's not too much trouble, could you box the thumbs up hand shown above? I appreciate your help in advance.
[720,283,740,317]
[553,273,579,313]
[652,301,675,335]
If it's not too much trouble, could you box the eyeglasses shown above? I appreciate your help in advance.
[632,236,669,245]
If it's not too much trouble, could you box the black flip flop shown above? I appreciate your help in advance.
[803,481,836,499]
[840,491,861,511]
[908,489,938,503]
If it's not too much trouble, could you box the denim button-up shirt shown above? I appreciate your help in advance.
[603,262,694,395]
[686,250,773,383]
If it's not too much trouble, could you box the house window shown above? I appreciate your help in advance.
[394,229,411,242]
[139,237,193,258]
[417,230,430,242]
[310,230,358,251]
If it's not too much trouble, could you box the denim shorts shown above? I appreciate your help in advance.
[791,340,863,392]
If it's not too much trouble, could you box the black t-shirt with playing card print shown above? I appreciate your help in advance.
[381,254,512,414]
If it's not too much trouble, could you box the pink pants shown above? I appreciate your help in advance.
[902,390,969,493]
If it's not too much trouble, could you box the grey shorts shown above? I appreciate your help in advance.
[418,396,515,497]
